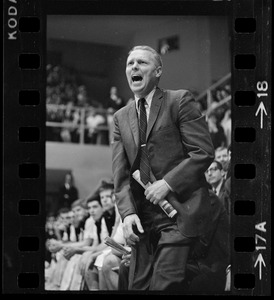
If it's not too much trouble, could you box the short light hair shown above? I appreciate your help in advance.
[128,45,163,68]
[71,198,87,210]
[215,146,228,153]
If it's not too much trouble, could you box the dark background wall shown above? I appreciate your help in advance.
[47,15,231,105]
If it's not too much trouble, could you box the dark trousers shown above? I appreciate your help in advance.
[118,262,130,290]
[128,200,194,291]
[186,261,227,294]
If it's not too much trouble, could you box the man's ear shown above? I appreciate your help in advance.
[155,66,162,78]
[221,169,225,177]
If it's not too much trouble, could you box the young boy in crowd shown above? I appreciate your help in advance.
[79,179,121,290]
[45,198,94,290]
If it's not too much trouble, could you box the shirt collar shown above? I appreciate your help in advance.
[215,179,224,195]
[135,87,156,111]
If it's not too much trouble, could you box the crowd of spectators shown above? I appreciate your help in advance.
[46,64,231,149]
[46,64,128,145]
[45,140,231,292]
[205,83,231,149]
[45,178,126,290]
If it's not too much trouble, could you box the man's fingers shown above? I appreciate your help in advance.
[126,238,136,246]
[135,219,144,234]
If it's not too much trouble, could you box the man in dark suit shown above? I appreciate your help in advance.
[112,45,215,291]
[205,160,230,216]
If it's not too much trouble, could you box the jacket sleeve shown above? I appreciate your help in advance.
[111,112,137,220]
[164,91,215,195]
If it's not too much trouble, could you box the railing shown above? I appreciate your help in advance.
[46,105,110,145]
[46,73,231,145]
[196,72,231,115]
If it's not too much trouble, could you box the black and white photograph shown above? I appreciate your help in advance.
[44,10,232,293]
[2,0,271,295]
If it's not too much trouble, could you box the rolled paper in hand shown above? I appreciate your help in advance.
[132,170,177,218]
[104,236,131,255]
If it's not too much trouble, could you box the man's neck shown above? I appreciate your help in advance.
[134,86,157,101]
[212,178,224,190]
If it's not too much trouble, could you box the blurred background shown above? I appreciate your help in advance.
[46,14,231,215]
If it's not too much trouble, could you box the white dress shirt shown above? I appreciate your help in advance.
[135,87,156,122]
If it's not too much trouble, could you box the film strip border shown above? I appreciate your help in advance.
[3,0,46,292]
[2,0,271,295]
[231,0,271,296]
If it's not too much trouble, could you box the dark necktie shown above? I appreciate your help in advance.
[139,98,150,185]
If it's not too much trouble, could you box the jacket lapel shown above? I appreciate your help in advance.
[146,88,164,140]
[128,101,139,147]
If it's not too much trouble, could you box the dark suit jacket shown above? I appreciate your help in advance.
[112,87,215,237]
[187,190,230,293]
[218,179,231,217]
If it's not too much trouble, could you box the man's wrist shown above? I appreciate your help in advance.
[163,179,174,192]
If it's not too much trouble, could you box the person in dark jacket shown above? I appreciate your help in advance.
[112,45,215,291]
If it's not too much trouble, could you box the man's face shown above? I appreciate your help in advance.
[126,49,162,98]
[87,200,104,222]
[215,149,229,166]
[100,189,114,212]
[72,205,87,222]
[205,162,223,186]
[60,212,70,227]
[67,211,74,225]
[65,174,72,184]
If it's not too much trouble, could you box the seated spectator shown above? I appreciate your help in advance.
[205,161,230,216]
[45,208,76,282]
[45,199,94,290]
[78,179,121,290]
[207,113,227,149]
[215,146,229,168]
[106,86,125,144]
[215,146,229,179]
[46,213,58,241]
[60,101,75,143]
[58,172,79,211]
[66,197,107,290]
[76,85,89,107]
[106,86,124,114]
[99,179,120,237]
[45,213,58,269]
[85,108,107,144]
[53,207,73,241]
[220,109,231,147]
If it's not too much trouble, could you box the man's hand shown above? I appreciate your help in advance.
[121,248,132,267]
[63,246,77,260]
[144,179,170,205]
[123,214,144,246]
[78,251,96,276]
